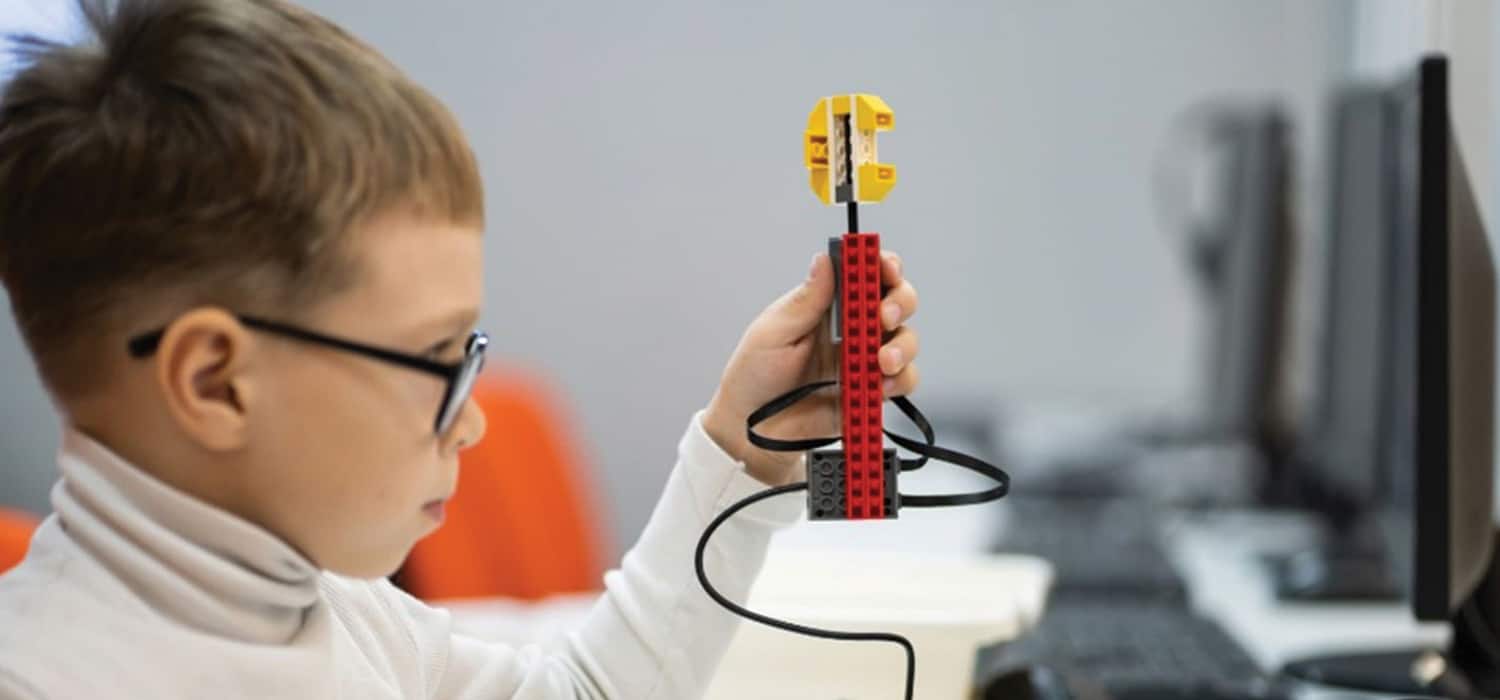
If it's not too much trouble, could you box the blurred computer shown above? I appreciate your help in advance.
[1281,54,1500,698]
[1182,107,1296,461]
[1260,85,1404,602]
[1017,104,1295,504]
[980,55,1500,700]
[997,105,1296,601]
[976,105,1297,700]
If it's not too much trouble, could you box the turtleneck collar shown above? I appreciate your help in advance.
[51,428,321,645]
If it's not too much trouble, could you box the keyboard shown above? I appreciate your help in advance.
[974,600,1276,700]
[993,497,1187,602]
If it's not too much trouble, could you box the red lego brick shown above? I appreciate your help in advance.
[840,232,885,519]
[806,448,901,520]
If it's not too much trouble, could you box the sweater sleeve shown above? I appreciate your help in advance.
[395,409,804,699]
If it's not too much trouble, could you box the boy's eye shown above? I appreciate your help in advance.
[424,327,477,361]
[424,339,456,360]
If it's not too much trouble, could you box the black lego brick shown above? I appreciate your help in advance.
[806,448,900,520]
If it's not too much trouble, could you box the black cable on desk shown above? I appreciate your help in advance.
[699,381,1010,698]
[745,381,1012,508]
[692,481,917,700]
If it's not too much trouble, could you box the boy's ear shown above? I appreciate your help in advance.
[151,308,257,452]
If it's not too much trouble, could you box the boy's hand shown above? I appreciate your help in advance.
[704,250,919,486]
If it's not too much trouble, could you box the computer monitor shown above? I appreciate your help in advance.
[1019,106,1295,502]
[1282,55,1500,697]
[1387,56,1496,627]
[1307,87,1399,508]
[1261,86,1404,602]
[1189,108,1295,455]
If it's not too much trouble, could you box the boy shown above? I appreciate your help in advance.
[0,0,921,698]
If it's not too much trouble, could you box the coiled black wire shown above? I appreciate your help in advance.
[694,380,1010,700]
[692,481,917,699]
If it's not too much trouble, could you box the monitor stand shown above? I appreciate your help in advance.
[1279,532,1500,698]
[1259,462,1402,602]
[1262,517,1401,602]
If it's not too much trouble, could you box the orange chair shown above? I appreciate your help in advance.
[400,368,610,601]
[0,508,40,575]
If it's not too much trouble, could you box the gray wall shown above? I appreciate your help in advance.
[0,0,75,517]
[0,1,1340,551]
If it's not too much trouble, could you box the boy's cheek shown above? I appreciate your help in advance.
[243,359,446,570]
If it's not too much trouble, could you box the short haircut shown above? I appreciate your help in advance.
[0,0,484,396]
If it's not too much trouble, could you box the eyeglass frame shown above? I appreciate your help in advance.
[126,314,489,435]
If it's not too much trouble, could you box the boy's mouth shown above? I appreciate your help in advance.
[421,499,447,523]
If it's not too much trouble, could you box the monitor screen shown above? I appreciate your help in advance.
[1383,55,1495,622]
[1301,87,1399,506]
[1199,111,1293,447]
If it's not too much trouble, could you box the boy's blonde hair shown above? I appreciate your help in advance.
[0,0,484,397]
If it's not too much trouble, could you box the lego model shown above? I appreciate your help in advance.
[803,93,897,206]
[808,93,898,520]
[695,93,1011,700]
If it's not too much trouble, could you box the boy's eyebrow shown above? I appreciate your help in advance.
[417,308,481,338]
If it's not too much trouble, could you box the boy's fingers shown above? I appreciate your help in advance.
[880,281,918,330]
[879,326,919,375]
[763,253,836,344]
[882,362,920,397]
[881,251,904,287]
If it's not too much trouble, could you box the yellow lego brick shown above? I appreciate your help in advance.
[810,169,832,204]
[804,98,831,203]
[854,94,894,131]
[856,162,897,203]
[805,93,895,205]
[805,98,829,138]
[805,133,829,169]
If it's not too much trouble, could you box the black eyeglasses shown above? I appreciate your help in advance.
[127,315,489,435]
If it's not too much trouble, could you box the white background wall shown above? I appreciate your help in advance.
[1346,0,1493,225]
[0,0,1341,549]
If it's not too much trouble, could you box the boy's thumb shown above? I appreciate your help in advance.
[765,253,836,343]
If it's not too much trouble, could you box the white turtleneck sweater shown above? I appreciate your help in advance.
[0,411,800,699]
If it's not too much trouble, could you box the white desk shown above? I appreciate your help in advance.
[441,506,1455,699]
[706,548,1051,700]
[1163,509,1449,675]
[443,456,1049,698]
[442,547,1052,700]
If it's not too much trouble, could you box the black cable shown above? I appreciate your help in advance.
[693,481,917,700]
[745,380,841,453]
[705,380,1010,699]
[713,133,1001,696]
[745,381,1009,507]
[886,393,1010,507]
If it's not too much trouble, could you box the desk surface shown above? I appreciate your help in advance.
[1163,509,1449,672]
[706,548,1051,700]
[443,548,1052,700]
[441,506,1457,698]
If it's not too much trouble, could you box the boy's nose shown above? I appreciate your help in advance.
[448,396,487,454]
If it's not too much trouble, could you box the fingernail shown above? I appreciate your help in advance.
[883,378,897,395]
[886,347,904,370]
[809,253,821,279]
[882,303,900,327]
